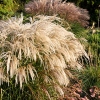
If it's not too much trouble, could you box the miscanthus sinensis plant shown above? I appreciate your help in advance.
[25,0,90,27]
[0,14,88,97]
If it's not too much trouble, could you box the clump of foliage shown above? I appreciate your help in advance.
[87,32,100,66]
[25,0,90,27]
[0,0,30,19]
[0,0,18,19]
[0,14,88,99]
[78,66,100,90]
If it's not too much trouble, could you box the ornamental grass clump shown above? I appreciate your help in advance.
[0,14,88,96]
[25,0,90,27]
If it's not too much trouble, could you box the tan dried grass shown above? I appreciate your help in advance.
[0,14,88,93]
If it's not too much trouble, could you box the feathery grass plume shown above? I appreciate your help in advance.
[0,14,88,94]
[25,0,90,27]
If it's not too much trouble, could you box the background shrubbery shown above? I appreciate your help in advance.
[1,0,100,26]
[0,0,30,19]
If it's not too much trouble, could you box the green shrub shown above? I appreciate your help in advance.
[0,0,30,19]
[0,0,17,19]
